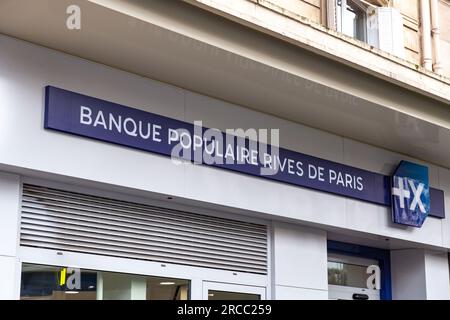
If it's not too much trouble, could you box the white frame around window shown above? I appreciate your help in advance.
[17,176,272,300]
[202,281,266,300]
[335,0,368,42]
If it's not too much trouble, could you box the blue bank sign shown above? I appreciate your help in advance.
[44,86,445,224]
[392,161,430,227]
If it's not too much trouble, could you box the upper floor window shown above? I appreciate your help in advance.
[331,0,406,59]
[336,0,368,42]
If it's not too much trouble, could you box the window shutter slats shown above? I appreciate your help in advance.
[20,184,268,274]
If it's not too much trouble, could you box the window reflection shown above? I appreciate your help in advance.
[20,263,189,300]
[328,260,372,288]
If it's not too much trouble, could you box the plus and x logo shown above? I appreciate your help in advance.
[391,161,430,228]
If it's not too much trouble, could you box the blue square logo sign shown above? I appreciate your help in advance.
[391,161,430,228]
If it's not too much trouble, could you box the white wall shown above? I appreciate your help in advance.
[0,34,449,249]
[272,223,328,299]
[391,249,450,300]
[391,249,427,300]
[0,172,21,299]
[424,251,450,299]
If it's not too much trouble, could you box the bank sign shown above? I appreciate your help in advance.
[44,86,445,225]
[391,161,430,227]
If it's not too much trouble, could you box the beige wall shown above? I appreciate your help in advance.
[255,0,323,24]
[440,0,450,77]
[392,0,421,64]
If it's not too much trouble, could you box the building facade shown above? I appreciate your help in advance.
[1,0,450,300]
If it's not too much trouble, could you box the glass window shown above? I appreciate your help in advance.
[336,0,367,42]
[20,263,190,300]
[327,254,380,290]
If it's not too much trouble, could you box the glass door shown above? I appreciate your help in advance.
[203,282,266,300]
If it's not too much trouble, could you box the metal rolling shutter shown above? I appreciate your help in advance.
[20,184,268,274]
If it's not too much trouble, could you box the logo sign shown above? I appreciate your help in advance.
[391,161,430,227]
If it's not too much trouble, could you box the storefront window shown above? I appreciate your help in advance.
[20,264,190,300]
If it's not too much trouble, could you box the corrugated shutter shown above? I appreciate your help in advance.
[20,184,268,274]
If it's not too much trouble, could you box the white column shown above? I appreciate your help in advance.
[96,272,104,300]
[420,0,433,71]
[326,0,337,30]
[130,277,147,300]
[0,172,21,300]
[391,249,450,300]
[424,250,450,299]
[272,222,328,299]
[391,249,427,300]
[430,0,443,74]
[190,278,203,300]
